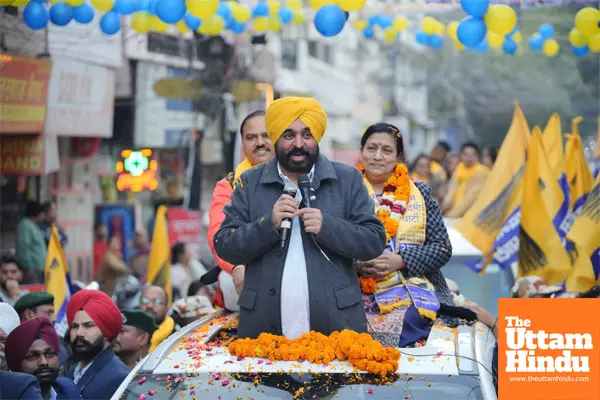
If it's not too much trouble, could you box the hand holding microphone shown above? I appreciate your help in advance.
[296,175,322,235]
[273,183,298,248]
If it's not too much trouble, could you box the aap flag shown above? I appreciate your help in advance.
[44,225,71,337]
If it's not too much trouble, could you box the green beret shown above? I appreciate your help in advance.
[121,309,158,335]
[13,292,54,313]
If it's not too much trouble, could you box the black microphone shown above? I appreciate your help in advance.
[298,175,315,208]
[280,182,297,249]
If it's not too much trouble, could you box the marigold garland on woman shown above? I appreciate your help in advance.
[228,330,400,377]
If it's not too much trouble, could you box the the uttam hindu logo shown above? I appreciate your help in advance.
[505,316,592,373]
[499,298,600,400]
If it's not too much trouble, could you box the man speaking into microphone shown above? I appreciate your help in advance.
[214,97,386,339]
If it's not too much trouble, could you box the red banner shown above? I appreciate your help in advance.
[0,135,46,175]
[0,54,52,134]
[167,207,203,258]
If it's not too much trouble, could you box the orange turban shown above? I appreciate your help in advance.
[265,97,327,144]
[67,290,122,341]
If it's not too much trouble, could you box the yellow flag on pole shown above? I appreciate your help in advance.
[565,117,594,213]
[518,127,571,284]
[146,205,172,305]
[454,102,530,264]
[566,174,600,292]
[44,225,71,336]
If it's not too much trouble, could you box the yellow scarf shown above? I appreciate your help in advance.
[411,172,429,183]
[451,162,489,207]
[149,316,175,352]
[430,161,447,181]
[232,159,254,188]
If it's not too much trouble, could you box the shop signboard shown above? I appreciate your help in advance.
[0,54,52,134]
[45,58,116,138]
[0,135,59,175]
[167,207,203,259]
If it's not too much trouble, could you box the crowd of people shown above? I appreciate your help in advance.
[2,95,597,399]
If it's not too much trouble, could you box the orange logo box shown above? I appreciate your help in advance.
[498,298,600,400]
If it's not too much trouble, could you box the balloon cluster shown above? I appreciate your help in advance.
[456,0,518,55]
[415,16,444,49]
[569,7,600,57]
[528,24,559,57]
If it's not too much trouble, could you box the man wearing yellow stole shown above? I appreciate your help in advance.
[441,142,490,218]
[214,97,386,340]
[207,111,274,311]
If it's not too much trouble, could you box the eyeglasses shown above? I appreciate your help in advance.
[141,296,167,306]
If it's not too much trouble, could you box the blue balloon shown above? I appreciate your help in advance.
[137,0,151,12]
[155,0,185,23]
[415,30,429,45]
[378,15,392,29]
[216,2,233,28]
[73,3,94,24]
[461,0,489,18]
[231,21,245,34]
[100,10,120,35]
[539,23,554,39]
[528,33,544,51]
[49,2,73,26]
[252,2,269,17]
[23,2,49,30]
[184,13,201,30]
[572,45,589,57]
[278,6,293,24]
[363,25,374,39]
[476,39,489,53]
[429,34,443,49]
[457,16,486,48]
[114,0,135,15]
[503,38,517,55]
[313,4,346,37]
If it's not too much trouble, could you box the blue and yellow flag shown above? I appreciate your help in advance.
[455,102,530,272]
[565,117,594,214]
[518,127,571,284]
[541,114,570,240]
[566,174,600,292]
[44,225,71,337]
[593,117,600,179]
[146,205,172,305]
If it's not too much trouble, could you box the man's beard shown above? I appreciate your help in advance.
[32,365,58,386]
[71,336,106,363]
[276,144,319,174]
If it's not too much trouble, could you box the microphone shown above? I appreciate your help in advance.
[298,175,315,208]
[280,182,297,249]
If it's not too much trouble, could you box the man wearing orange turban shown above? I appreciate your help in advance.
[215,97,386,340]
[65,290,129,400]
[5,317,80,400]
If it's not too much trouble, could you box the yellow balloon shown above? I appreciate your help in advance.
[176,20,189,34]
[131,12,152,33]
[232,4,251,22]
[292,11,304,25]
[0,0,15,6]
[288,0,302,9]
[12,0,27,6]
[253,16,269,32]
[383,27,397,43]
[512,31,522,44]
[336,0,366,12]
[152,15,169,33]
[435,22,445,36]
[453,39,466,51]
[574,7,600,37]
[569,28,586,47]
[447,21,459,40]
[308,0,333,11]
[588,33,600,52]
[543,39,560,57]
[267,0,280,16]
[91,0,113,12]
[421,16,438,35]
[353,20,367,31]
[66,0,86,6]
[487,31,504,48]
[186,0,219,19]
[484,4,517,36]
[269,16,282,32]
[393,16,408,32]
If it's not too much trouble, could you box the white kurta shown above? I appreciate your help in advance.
[278,164,314,339]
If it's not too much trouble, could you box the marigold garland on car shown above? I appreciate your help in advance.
[228,330,401,377]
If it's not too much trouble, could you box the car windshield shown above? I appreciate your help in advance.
[121,371,483,399]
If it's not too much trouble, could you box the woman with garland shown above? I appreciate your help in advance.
[355,123,454,347]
